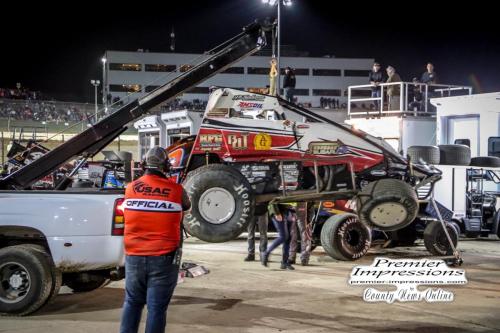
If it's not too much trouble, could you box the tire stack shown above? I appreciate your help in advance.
[407,144,500,167]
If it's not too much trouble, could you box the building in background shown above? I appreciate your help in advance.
[104,49,374,108]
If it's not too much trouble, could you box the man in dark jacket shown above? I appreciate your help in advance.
[283,67,296,102]
[368,62,384,110]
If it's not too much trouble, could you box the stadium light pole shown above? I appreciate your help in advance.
[262,0,292,95]
[101,57,107,108]
[90,79,100,122]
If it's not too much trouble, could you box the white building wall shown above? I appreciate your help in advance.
[433,92,500,157]
[104,50,374,108]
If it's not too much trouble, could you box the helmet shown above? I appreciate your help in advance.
[144,146,168,169]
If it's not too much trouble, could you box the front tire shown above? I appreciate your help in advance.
[183,164,255,243]
[0,245,53,316]
[424,221,458,256]
[320,214,371,261]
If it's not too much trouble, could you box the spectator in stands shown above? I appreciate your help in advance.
[369,62,384,110]
[421,62,438,85]
[408,77,424,112]
[386,66,402,111]
[421,62,438,111]
[283,67,296,103]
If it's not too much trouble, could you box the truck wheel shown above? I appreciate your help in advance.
[65,273,107,293]
[356,179,418,231]
[407,146,440,165]
[320,214,371,261]
[423,221,458,256]
[438,145,471,165]
[18,244,62,306]
[0,245,53,316]
[470,156,500,167]
[183,164,255,243]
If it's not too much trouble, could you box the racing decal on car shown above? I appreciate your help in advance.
[124,199,182,212]
[227,134,249,150]
[206,107,229,118]
[308,141,342,155]
[199,134,223,151]
[254,133,272,150]
[232,94,266,101]
[238,101,263,110]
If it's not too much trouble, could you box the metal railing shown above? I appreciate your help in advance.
[347,82,472,118]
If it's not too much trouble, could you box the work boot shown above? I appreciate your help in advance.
[244,254,255,262]
[300,258,309,266]
[261,253,269,267]
[280,262,295,270]
[287,257,296,265]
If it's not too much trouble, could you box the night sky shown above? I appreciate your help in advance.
[1,0,499,102]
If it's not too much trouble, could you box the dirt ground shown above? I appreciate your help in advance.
[1,238,499,333]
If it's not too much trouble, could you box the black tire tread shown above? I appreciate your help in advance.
[423,221,458,256]
[0,245,53,316]
[320,214,371,261]
[470,156,500,167]
[183,163,255,243]
[407,145,440,165]
[17,244,61,306]
[438,144,471,165]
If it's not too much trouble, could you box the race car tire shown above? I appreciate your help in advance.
[356,179,418,231]
[438,144,471,165]
[407,145,440,165]
[470,156,500,167]
[183,164,254,243]
[320,214,371,261]
[423,221,458,256]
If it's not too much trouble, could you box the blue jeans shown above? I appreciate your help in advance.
[265,216,291,263]
[284,87,294,102]
[371,89,381,110]
[120,254,179,333]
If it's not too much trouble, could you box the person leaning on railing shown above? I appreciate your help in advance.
[386,66,402,111]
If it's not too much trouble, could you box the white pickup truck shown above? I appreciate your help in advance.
[0,189,125,315]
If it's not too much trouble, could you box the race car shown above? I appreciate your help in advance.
[167,88,447,260]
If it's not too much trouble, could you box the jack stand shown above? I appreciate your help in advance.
[429,194,463,267]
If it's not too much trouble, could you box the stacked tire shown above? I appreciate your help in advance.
[407,145,440,165]
[438,144,471,165]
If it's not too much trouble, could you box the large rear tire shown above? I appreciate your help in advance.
[438,144,471,165]
[183,164,254,243]
[320,214,371,261]
[356,179,418,231]
[407,145,440,165]
[423,221,458,256]
[0,245,53,316]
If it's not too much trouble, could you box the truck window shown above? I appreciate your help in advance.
[488,137,500,157]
